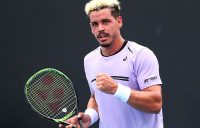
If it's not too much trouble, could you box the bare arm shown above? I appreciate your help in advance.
[87,94,98,113]
[128,85,162,113]
[96,73,162,114]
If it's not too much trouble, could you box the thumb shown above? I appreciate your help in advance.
[78,112,85,118]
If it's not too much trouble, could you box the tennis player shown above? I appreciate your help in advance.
[59,0,164,128]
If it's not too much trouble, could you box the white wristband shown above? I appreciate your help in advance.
[84,108,99,126]
[114,83,131,103]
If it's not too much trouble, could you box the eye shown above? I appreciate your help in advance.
[102,19,110,25]
[90,22,98,27]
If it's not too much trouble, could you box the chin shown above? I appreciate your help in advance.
[100,43,112,47]
[100,41,112,47]
[99,40,112,47]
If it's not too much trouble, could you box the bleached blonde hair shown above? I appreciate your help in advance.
[85,0,121,16]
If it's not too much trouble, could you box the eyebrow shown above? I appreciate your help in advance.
[90,18,111,23]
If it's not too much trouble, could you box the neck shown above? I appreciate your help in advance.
[101,36,125,56]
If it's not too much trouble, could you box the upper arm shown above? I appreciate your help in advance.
[135,49,162,90]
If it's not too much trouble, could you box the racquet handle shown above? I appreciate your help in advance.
[78,118,84,128]
[62,119,84,128]
[60,121,77,128]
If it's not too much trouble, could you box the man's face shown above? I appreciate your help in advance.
[89,8,122,47]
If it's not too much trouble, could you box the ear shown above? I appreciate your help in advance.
[89,22,94,34]
[116,16,123,28]
[88,17,94,34]
[90,25,94,34]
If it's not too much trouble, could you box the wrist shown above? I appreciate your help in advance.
[114,83,131,103]
[84,108,98,126]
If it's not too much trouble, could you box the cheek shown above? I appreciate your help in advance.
[91,28,95,35]
[108,26,116,34]
[91,28,98,36]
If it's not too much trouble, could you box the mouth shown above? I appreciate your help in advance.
[97,33,109,41]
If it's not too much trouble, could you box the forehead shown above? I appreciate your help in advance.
[89,8,113,22]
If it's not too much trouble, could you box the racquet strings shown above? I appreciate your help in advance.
[26,69,77,120]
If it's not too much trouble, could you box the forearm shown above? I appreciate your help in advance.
[114,83,162,114]
[85,94,99,126]
[95,73,162,114]
[87,94,98,112]
[128,85,162,114]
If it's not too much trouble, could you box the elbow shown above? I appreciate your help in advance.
[146,103,162,114]
[152,93,163,114]
[154,104,162,114]
[148,95,162,114]
[139,101,162,114]
[151,100,162,114]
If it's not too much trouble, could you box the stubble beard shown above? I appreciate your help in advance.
[100,42,112,47]
[98,35,115,48]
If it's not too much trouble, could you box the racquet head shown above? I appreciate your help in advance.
[25,68,80,125]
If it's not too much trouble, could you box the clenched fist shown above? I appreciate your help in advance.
[96,73,118,94]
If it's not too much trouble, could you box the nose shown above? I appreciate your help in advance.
[98,23,104,31]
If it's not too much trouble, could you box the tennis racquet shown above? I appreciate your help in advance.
[24,68,84,128]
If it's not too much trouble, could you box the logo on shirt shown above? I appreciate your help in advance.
[123,56,127,61]
[144,76,158,84]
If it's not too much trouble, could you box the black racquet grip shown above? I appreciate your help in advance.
[60,121,77,128]
[78,118,84,128]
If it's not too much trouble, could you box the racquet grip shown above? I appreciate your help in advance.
[60,122,77,128]
[78,118,84,128]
